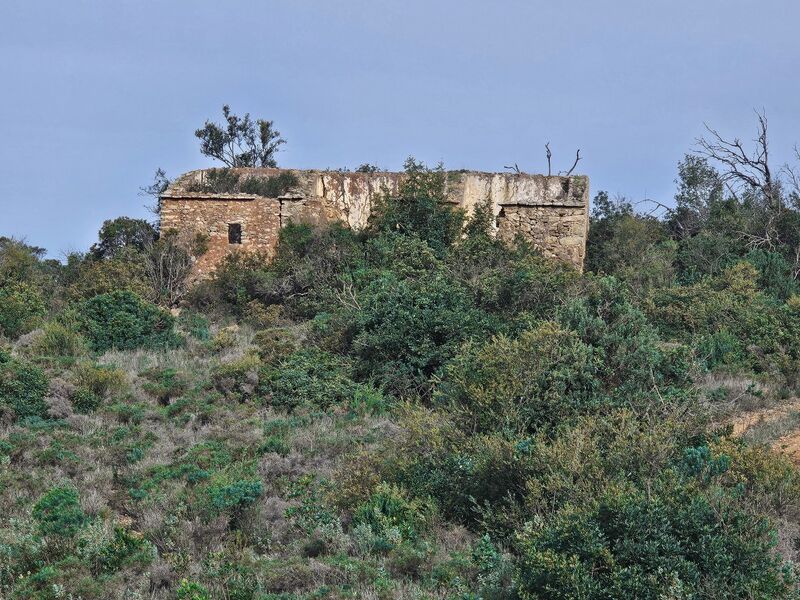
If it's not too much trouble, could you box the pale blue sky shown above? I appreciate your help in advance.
[1,0,799,257]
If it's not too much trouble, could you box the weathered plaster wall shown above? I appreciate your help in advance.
[160,168,589,276]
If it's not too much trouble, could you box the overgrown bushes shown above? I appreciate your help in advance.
[440,322,600,434]
[515,478,795,598]
[0,349,49,421]
[186,168,299,197]
[32,486,87,537]
[3,155,800,598]
[0,280,46,339]
[76,290,180,352]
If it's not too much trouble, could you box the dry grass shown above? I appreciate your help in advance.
[697,371,775,419]
[0,318,488,599]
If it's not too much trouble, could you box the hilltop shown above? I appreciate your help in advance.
[2,152,800,599]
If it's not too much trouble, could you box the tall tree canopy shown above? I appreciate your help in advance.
[195,105,286,168]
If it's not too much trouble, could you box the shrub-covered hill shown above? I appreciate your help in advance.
[3,159,800,599]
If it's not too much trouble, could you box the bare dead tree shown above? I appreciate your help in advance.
[545,143,552,176]
[696,110,778,208]
[695,111,800,263]
[506,144,582,177]
[563,149,582,176]
[144,230,199,306]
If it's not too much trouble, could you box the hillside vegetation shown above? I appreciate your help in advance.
[3,154,800,599]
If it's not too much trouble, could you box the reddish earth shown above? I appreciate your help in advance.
[773,429,800,463]
[724,399,800,463]
[726,400,800,437]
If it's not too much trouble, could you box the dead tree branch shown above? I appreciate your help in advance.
[545,143,552,176]
[696,110,778,207]
[634,198,673,218]
[564,149,582,176]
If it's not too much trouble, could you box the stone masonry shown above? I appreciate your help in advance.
[160,168,589,277]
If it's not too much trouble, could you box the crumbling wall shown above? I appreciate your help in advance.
[159,195,280,277]
[497,205,588,265]
[160,168,589,276]
[315,172,403,229]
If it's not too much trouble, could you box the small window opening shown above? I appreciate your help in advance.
[228,223,242,244]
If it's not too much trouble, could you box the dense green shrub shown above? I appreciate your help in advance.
[0,350,49,420]
[366,232,443,279]
[514,481,797,598]
[343,272,496,395]
[252,327,298,364]
[70,388,101,413]
[262,222,366,318]
[353,483,434,544]
[140,367,188,405]
[211,347,386,412]
[187,168,299,197]
[439,322,601,434]
[193,465,263,522]
[27,321,88,357]
[745,249,800,300]
[586,192,673,292]
[0,280,46,339]
[646,262,798,376]
[261,349,379,411]
[65,248,153,302]
[73,362,127,398]
[32,486,87,537]
[206,478,263,514]
[65,362,127,413]
[76,290,179,352]
[178,310,211,341]
[0,237,50,282]
[190,251,272,313]
[89,217,157,259]
[559,276,694,402]
[177,579,211,600]
[448,233,580,321]
[369,158,464,256]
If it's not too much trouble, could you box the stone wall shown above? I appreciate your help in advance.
[160,168,589,276]
[497,205,588,266]
[159,194,281,278]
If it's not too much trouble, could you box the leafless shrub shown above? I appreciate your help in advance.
[80,488,109,518]
[44,377,76,419]
[186,515,228,555]
[149,558,178,596]
[239,495,295,547]
[144,229,206,306]
[694,110,800,269]
[696,110,777,207]
[775,516,800,563]
[258,450,308,480]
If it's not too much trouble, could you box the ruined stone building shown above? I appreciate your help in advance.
[160,168,589,276]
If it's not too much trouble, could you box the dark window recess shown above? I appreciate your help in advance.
[228,223,242,244]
